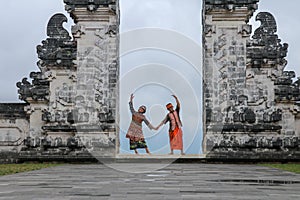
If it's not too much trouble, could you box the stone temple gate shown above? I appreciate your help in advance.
[0,0,299,162]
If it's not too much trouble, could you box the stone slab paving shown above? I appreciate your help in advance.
[0,163,299,200]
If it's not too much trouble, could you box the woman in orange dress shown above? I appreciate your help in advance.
[157,95,184,155]
[125,94,155,154]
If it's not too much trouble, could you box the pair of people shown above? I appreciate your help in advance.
[125,94,184,155]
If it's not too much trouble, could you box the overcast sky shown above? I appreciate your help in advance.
[0,0,299,154]
[0,0,298,103]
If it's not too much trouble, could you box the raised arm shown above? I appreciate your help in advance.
[172,95,180,111]
[129,94,135,114]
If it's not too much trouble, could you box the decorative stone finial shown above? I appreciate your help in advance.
[253,12,277,38]
[248,12,288,64]
[36,13,76,68]
[47,13,71,40]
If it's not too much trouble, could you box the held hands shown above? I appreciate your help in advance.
[153,123,163,131]
[149,124,161,131]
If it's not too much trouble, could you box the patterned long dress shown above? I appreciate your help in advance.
[126,102,154,150]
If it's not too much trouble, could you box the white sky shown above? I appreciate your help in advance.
[0,0,298,102]
[0,0,299,154]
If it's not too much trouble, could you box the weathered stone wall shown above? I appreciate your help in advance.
[0,104,29,163]
[203,0,300,160]
[64,0,119,157]
[15,0,119,161]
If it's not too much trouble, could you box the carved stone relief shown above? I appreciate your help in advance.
[203,1,300,158]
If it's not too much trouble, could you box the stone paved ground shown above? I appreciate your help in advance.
[0,163,299,200]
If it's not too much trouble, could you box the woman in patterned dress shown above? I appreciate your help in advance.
[125,94,155,154]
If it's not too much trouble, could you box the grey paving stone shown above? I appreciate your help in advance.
[0,164,299,199]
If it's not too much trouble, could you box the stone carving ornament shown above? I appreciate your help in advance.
[248,12,288,67]
[204,0,259,11]
[36,14,76,68]
[64,0,116,13]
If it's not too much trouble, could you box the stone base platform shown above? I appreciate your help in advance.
[0,163,299,199]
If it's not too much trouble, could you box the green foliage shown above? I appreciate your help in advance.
[260,163,300,174]
[0,163,61,176]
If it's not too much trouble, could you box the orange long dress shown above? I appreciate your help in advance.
[162,106,183,150]
[169,126,183,150]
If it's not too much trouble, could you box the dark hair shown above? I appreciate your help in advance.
[166,103,173,109]
[139,105,146,113]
